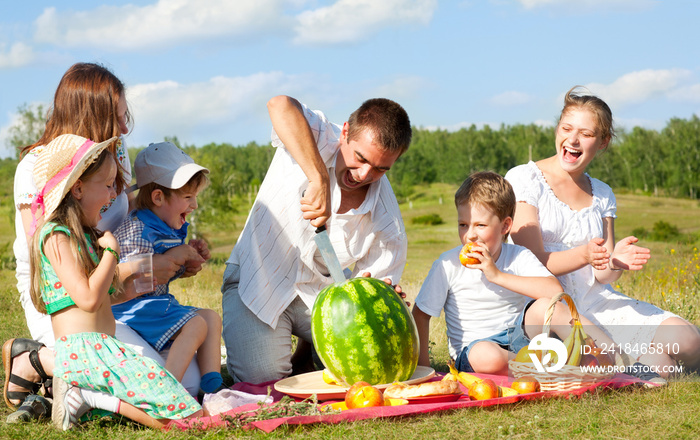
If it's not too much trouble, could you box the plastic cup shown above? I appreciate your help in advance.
[130,253,154,294]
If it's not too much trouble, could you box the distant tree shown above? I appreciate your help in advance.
[184,140,275,226]
[164,135,183,149]
[619,127,665,194]
[0,157,18,201]
[6,104,47,158]
[663,116,700,199]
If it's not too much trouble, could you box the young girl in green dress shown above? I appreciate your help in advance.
[29,133,205,430]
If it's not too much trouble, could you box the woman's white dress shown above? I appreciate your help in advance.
[505,161,677,349]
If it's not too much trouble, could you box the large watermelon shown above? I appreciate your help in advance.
[311,277,419,386]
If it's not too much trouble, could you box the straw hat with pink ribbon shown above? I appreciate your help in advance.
[30,134,118,235]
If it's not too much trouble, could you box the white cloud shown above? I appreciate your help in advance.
[533,118,555,128]
[370,76,430,101]
[668,83,700,103]
[614,116,665,132]
[123,70,434,147]
[29,0,437,51]
[0,42,36,68]
[293,0,437,45]
[586,68,692,108]
[516,0,559,8]
[489,90,533,107]
[125,71,322,146]
[33,0,289,50]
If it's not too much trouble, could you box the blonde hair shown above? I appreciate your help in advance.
[29,150,122,314]
[454,171,515,241]
[559,86,615,143]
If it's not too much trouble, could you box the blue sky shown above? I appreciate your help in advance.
[1,0,699,158]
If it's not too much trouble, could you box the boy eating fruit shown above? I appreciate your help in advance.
[412,171,562,375]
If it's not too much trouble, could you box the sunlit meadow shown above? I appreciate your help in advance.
[1,186,699,438]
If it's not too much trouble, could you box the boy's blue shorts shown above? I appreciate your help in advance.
[455,300,534,373]
[112,293,199,352]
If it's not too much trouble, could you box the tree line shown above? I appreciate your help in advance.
[181,116,700,217]
[388,116,700,201]
[2,116,699,227]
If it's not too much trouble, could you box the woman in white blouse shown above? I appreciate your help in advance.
[505,86,699,378]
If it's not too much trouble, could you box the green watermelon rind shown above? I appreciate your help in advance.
[311,277,419,386]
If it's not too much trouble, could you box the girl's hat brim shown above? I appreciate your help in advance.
[32,134,119,221]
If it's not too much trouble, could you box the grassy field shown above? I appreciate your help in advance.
[1,185,699,439]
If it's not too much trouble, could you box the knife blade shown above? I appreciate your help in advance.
[313,224,346,284]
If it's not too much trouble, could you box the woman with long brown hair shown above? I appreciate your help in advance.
[4,63,199,423]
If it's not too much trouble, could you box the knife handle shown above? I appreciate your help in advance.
[303,188,328,234]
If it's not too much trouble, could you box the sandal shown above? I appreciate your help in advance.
[5,393,52,423]
[3,338,51,410]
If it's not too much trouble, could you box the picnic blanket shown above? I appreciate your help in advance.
[165,373,653,433]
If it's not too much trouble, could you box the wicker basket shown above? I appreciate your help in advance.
[508,292,611,391]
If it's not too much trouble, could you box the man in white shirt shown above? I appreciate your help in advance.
[221,95,412,383]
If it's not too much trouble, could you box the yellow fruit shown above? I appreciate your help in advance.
[544,350,559,368]
[498,386,519,397]
[448,360,461,377]
[322,368,339,385]
[510,377,541,394]
[345,382,385,408]
[561,324,577,363]
[459,242,481,266]
[566,323,584,366]
[514,346,541,363]
[457,371,480,388]
[448,360,481,388]
[468,379,499,400]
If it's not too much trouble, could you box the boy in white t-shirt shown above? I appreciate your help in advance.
[412,171,563,375]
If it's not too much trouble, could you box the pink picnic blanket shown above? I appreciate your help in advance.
[165,373,651,433]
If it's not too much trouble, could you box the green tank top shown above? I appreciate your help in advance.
[39,222,114,314]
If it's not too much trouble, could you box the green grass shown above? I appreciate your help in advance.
[1,185,700,438]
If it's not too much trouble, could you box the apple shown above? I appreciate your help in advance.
[345,382,385,408]
[468,378,499,400]
[459,242,481,266]
[345,381,370,402]
[595,352,614,367]
[582,341,615,368]
[510,376,541,394]
[589,347,614,367]
[580,354,599,368]
[345,381,371,408]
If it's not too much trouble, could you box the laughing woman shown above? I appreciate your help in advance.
[505,86,700,378]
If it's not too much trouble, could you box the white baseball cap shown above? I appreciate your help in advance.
[131,142,208,192]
